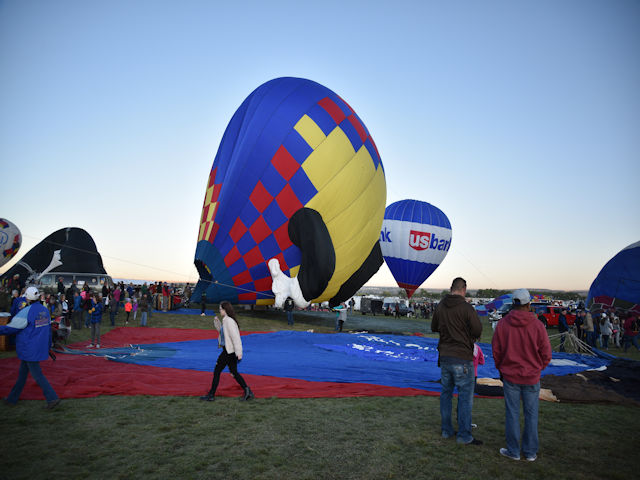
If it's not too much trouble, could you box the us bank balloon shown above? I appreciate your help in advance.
[0,218,22,269]
[193,77,386,307]
[380,200,451,298]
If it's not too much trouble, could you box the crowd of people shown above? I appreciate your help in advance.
[570,309,640,353]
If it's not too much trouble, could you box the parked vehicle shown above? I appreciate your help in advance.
[37,272,114,294]
[360,297,384,315]
[530,303,576,327]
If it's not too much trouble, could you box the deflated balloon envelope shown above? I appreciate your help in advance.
[193,77,386,306]
[380,200,452,298]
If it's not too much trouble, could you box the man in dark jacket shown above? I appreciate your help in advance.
[431,277,483,445]
[492,288,551,462]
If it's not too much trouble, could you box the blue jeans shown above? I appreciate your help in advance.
[6,360,59,404]
[439,359,475,443]
[503,379,540,458]
[140,311,148,327]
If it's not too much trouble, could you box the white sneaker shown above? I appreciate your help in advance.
[87,344,94,348]
[96,344,100,349]
[526,454,537,462]
[471,423,478,429]
[201,313,205,316]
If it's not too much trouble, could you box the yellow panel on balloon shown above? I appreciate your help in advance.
[301,127,355,191]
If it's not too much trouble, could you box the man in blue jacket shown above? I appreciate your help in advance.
[0,286,60,409]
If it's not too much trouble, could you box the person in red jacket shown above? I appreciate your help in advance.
[492,288,552,463]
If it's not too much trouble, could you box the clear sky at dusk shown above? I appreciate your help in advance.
[1,0,639,292]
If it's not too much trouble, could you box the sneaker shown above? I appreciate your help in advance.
[87,344,94,348]
[45,399,61,410]
[471,423,478,429]
[466,438,483,446]
[96,344,100,349]
[200,313,205,316]
[200,394,215,401]
[525,454,537,462]
[500,448,520,461]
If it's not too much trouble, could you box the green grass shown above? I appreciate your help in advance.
[1,309,639,479]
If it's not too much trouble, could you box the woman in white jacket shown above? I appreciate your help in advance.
[200,301,254,401]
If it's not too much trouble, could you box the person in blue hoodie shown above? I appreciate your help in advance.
[88,293,104,348]
[71,291,83,330]
[0,286,60,409]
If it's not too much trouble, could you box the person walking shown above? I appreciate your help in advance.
[492,288,552,462]
[200,301,254,402]
[431,277,483,445]
[0,286,61,409]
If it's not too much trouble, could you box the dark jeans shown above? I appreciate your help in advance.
[7,360,59,404]
[208,349,248,395]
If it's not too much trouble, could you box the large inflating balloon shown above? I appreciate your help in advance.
[587,241,640,315]
[0,218,21,269]
[193,77,386,307]
[380,200,451,298]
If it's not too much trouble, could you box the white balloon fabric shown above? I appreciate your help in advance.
[0,218,22,269]
[380,200,452,298]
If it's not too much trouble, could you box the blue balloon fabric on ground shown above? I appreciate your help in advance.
[86,331,610,393]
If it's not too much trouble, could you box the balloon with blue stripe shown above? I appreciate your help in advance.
[380,200,452,298]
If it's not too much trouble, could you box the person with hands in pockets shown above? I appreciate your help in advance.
[200,301,254,402]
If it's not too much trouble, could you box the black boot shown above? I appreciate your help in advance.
[240,387,254,401]
[200,393,215,401]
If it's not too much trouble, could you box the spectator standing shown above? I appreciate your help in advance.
[132,296,138,323]
[558,308,569,352]
[600,314,613,350]
[431,277,483,445]
[622,314,640,352]
[57,277,65,297]
[72,291,82,330]
[139,293,149,327]
[611,315,621,348]
[584,311,595,347]
[492,288,552,462]
[108,294,118,326]
[113,286,121,315]
[200,292,207,316]
[88,294,103,348]
[0,286,60,408]
[284,297,295,326]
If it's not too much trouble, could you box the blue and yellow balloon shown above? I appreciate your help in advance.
[193,78,386,306]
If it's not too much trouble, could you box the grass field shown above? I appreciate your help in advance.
[1,307,639,480]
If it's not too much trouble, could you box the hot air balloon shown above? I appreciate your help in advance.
[0,218,21,269]
[587,241,640,315]
[193,77,386,307]
[380,200,451,298]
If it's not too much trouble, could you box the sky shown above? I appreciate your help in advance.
[1,0,639,292]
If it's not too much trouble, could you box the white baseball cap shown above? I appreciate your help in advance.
[25,286,40,301]
[512,288,531,306]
